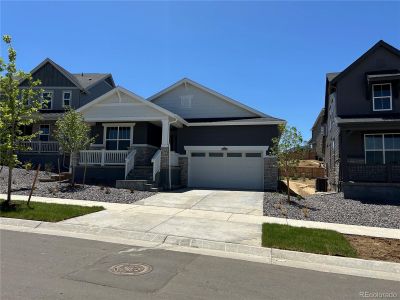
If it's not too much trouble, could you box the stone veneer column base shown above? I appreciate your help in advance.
[264,156,278,191]
[159,146,170,190]
[178,156,188,187]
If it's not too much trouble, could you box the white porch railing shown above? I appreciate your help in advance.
[79,150,129,166]
[151,150,161,181]
[125,149,136,179]
[19,141,60,153]
[170,151,179,166]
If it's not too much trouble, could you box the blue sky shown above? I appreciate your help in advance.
[1,1,399,140]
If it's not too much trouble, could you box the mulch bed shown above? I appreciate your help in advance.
[0,166,155,204]
[264,192,400,229]
[345,235,400,263]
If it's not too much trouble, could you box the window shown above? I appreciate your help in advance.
[227,152,242,157]
[41,91,53,110]
[63,91,72,107]
[372,83,392,111]
[105,126,131,150]
[209,152,223,157]
[39,124,50,141]
[191,152,205,157]
[365,134,400,164]
[245,153,261,157]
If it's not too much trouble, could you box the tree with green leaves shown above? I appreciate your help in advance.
[54,109,94,186]
[0,35,43,206]
[271,124,304,202]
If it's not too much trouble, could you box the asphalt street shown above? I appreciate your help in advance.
[0,230,399,300]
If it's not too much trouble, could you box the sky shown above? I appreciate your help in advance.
[1,1,399,140]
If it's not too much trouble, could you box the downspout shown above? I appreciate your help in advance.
[168,117,179,190]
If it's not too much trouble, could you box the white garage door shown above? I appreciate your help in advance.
[188,150,264,190]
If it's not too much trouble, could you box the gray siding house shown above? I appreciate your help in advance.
[19,62,284,191]
[310,108,325,160]
[318,40,400,200]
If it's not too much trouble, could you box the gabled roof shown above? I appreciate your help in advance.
[26,58,115,92]
[330,40,400,84]
[326,72,340,82]
[72,73,115,90]
[28,58,85,90]
[311,108,325,130]
[76,86,188,125]
[147,78,272,119]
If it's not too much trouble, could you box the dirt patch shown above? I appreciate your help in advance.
[345,235,400,263]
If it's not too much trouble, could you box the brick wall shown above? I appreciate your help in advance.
[178,156,188,187]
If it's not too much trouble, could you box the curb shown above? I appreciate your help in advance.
[1,217,399,282]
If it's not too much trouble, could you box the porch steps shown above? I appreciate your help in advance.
[115,179,160,192]
[127,166,153,181]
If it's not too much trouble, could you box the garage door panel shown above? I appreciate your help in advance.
[188,152,264,190]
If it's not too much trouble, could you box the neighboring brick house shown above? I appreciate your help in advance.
[315,40,400,200]
[309,108,325,160]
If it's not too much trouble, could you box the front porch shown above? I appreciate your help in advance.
[74,87,186,190]
[339,123,400,201]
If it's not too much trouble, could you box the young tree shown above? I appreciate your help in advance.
[54,109,94,186]
[271,124,304,202]
[0,35,43,206]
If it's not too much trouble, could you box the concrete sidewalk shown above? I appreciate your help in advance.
[1,193,399,241]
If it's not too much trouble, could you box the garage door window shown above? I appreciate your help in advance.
[191,152,205,157]
[245,153,262,157]
[227,153,242,157]
[209,152,223,157]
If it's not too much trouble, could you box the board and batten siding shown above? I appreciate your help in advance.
[151,83,258,119]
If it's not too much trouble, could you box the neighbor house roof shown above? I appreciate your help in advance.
[326,72,340,82]
[148,78,278,120]
[311,108,325,130]
[330,40,400,84]
[72,73,114,90]
[25,58,114,92]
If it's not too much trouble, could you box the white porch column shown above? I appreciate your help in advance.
[161,118,170,147]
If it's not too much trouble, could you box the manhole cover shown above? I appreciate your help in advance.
[108,263,153,276]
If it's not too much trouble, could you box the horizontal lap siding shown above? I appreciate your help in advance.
[176,125,279,154]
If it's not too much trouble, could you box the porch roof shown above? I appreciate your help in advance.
[77,87,187,126]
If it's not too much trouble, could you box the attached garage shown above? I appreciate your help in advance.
[185,146,267,190]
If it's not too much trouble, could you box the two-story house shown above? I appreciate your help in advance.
[18,58,116,169]
[316,40,400,201]
[309,108,325,160]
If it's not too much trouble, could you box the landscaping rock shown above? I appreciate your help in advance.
[263,192,400,229]
[0,167,155,204]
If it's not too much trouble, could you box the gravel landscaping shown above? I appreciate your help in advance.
[264,192,400,229]
[0,167,155,204]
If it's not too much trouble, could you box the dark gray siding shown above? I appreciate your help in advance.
[79,80,114,107]
[176,125,279,154]
[311,112,325,160]
[20,62,76,87]
[336,47,400,117]
[90,122,161,146]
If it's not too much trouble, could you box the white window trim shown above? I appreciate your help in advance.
[41,91,53,110]
[39,124,50,141]
[364,133,400,164]
[102,123,135,149]
[62,90,72,107]
[372,83,392,112]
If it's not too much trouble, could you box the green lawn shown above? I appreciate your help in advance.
[0,200,104,222]
[262,223,357,258]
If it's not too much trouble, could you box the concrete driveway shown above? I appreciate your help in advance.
[63,190,264,246]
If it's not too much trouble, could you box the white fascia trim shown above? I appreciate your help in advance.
[102,122,136,127]
[147,78,268,118]
[184,146,269,152]
[84,117,170,122]
[187,120,285,126]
